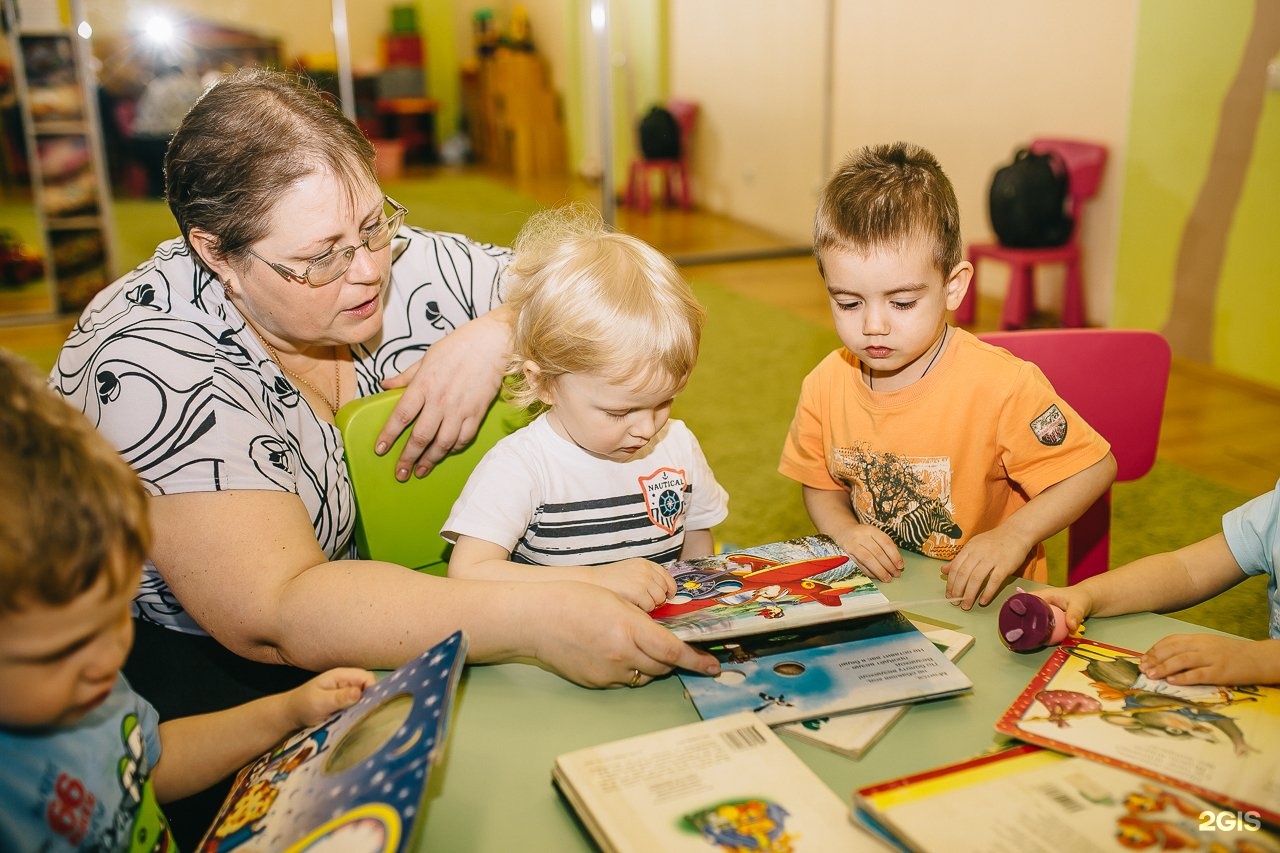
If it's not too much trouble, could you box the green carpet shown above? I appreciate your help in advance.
[4,174,1267,640]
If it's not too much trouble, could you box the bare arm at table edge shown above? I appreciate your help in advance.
[148,489,719,687]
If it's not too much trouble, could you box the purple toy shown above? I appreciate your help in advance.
[998,588,1068,652]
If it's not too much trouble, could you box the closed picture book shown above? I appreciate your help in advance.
[778,621,974,757]
[994,637,1280,825]
[198,631,467,852]
[854,744,1279,852]
[651,535,919,643]
[552,711,884,852]
[676,611,972,726]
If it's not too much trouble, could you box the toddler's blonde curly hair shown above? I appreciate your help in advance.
[502,204,705,410]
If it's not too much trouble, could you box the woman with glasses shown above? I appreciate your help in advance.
[49,68,718,845]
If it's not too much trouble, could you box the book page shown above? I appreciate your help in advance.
[780,624,974,757]
[652,536,902,642]
[995,638,1280,824]
[678,612,972,726]
[554,712,878,851]
[856,746,1279,853]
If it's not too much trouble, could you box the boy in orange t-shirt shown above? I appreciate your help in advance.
[779,143,1115,609]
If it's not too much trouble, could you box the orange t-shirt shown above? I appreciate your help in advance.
[778,329,1112,581]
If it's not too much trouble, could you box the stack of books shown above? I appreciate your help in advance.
[650,535,973,729]
[552,536,978,851]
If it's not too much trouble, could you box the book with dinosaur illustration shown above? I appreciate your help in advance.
[853,743,1280,852]
[994,637,1280,825]
[552,711,883,852]
[777,621,974,757]
[675,610,972,727]
[197,631,467,852]
[651,535,922,643]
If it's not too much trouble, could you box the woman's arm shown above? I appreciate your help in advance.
[148,490,713,686]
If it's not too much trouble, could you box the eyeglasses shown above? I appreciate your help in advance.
[247,196,408,288]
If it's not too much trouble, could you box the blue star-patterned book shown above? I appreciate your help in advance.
[198,631,467,852]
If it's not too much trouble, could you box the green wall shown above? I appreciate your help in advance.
[1114,0,1280,388]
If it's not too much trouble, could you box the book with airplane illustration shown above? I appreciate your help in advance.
[995,637,1280,825]
[651,535,912,643]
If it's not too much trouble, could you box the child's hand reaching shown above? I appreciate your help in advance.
[1139,635,1278,686]
[285,668,377,730]
[1030,585,1094,634]
[595,558,678,611]
[834,524,904,581]
[942,528,1033,609]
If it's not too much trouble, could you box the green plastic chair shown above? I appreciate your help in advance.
[336,388,527,575]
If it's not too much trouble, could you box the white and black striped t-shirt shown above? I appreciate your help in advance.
[443,414,728,566]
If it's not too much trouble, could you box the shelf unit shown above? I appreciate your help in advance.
[3,0,116,318]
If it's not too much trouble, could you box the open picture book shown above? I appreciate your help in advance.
[777,620,974,757]
[854,744,1279,852]
[552,711,882,852]
[654,537,971,727]
[198,631,467,852]
[994,637,1280,825]
[650,535,913,642]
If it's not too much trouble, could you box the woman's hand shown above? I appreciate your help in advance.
[527,581,721,688]
[378,306,513,481]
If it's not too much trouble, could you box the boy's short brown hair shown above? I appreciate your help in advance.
[813,142,963,277]
[0,350,150,613]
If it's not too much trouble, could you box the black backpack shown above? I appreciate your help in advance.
[988,147,1073,248]
[638,106,681,160]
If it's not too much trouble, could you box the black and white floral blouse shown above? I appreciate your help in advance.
[52,227,509,635]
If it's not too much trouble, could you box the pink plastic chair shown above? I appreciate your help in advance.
[978,329,1171,585]
[959,139,1108,329]
[624,99,698,213]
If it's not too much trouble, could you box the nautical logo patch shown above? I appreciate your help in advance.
[638,467,688,534]
[1030,404,1068,446]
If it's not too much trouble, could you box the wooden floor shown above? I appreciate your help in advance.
[3,167,1278,500]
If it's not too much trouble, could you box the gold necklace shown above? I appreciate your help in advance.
[246,323,341,415]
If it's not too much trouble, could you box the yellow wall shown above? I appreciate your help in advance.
[1113,0,1280,387]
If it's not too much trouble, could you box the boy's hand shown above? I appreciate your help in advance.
[1139,635,1273,686]
[834,525,904,581]
[942,529,1030,609]
[1030,586,1093,633]
[595,558,679,611]
[287,668,377,729]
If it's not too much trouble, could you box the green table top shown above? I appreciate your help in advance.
[414,552,1216,849]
